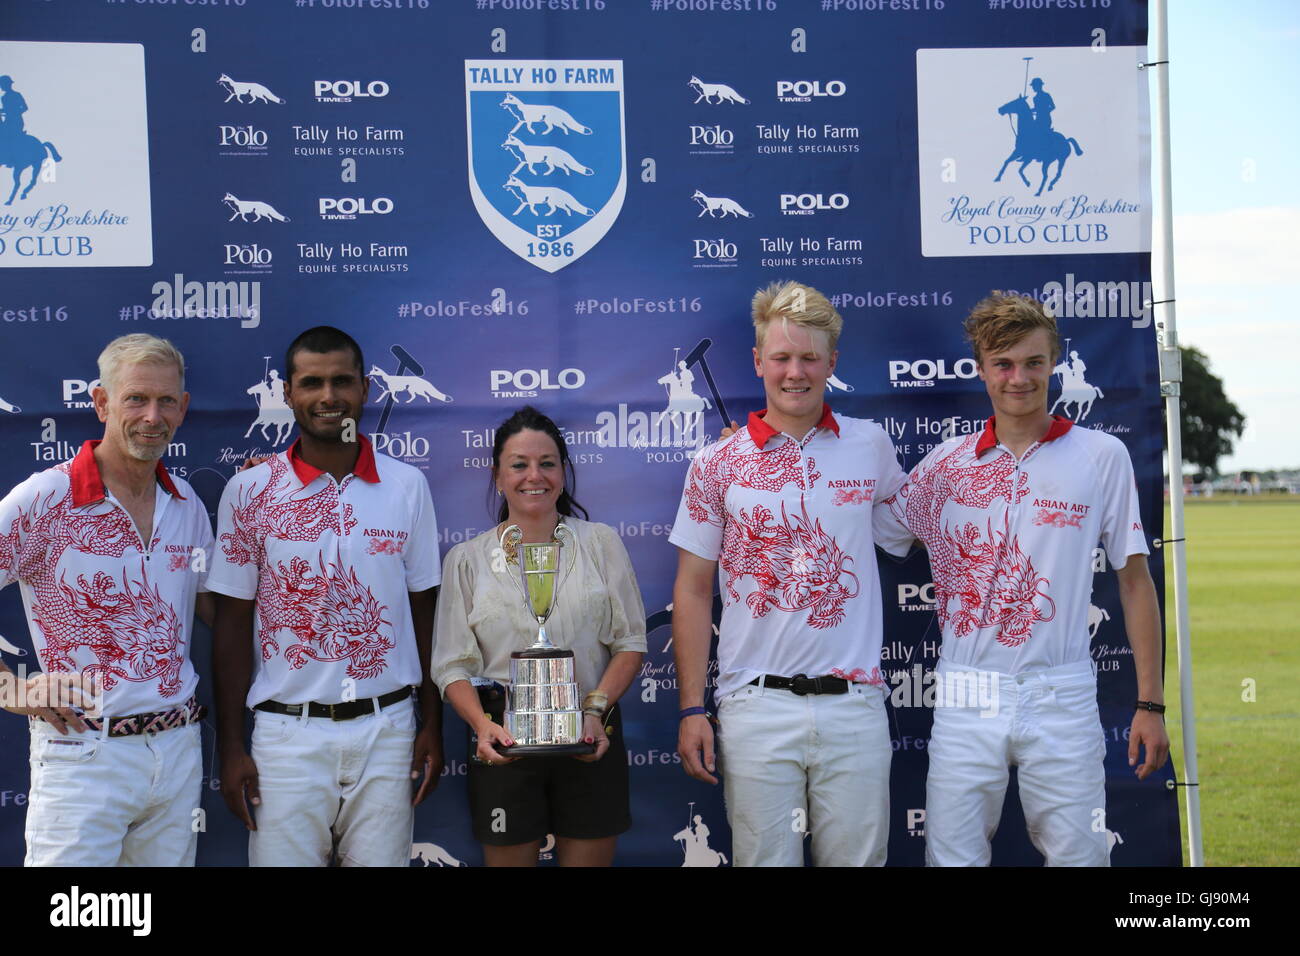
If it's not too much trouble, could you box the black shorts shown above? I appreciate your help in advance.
[467,685,631,846]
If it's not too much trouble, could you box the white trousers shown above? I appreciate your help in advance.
[25,719,202,867]
[925,658,1109,867]
[717,681,892,867]
[249,697,416,867]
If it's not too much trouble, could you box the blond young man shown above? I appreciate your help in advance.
[875,292,1169,866]
[0,334,213,866]
[670,281,907,866]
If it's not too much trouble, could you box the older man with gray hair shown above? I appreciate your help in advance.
[0,333,214,866]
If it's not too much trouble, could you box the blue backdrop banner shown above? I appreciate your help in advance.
[0,0,1178,867]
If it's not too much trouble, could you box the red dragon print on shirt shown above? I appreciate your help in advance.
[720,498,858,629]
[365,537,403,556]
[891,437,1055,648]
[220,454,392,678]
[1,469,185,697]
[684,437,820,526]
[1033,508,1084,529]
[833,487,873,507]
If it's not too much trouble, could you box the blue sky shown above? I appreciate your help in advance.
[1169,0,1299,470]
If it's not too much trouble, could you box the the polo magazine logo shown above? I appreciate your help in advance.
[0,41,152,267]
[916,46,1150,258]
[466,60,625,273]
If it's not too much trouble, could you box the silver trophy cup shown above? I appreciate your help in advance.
[497,523,594,757]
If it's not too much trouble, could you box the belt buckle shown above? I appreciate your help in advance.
[790,673,814,696]
[327,702,345,721]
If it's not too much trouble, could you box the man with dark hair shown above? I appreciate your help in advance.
[284,325,364,383]
[210,326,444,866]
[875,292,1168,867]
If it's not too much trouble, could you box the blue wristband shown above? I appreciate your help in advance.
[679,706,710,720]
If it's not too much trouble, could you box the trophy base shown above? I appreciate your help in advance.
[493,741,596,758]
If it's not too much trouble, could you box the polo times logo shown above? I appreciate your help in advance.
[315,80,389,104]
[780,192,849,216]
[888,358,978,389]
[318,197,393,220]
[776,79,846,103]
[490,368,585,399]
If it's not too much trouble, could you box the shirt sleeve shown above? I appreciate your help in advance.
[403,473,441,591]
[593,524,647,655]
[871,430,915,558]
[430,544,482,694]
[0,474,41,592]
[667,440,725,561]
[1095,436,1150,568]
[204,473,261,600]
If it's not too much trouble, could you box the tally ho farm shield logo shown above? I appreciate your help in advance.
[466,61,625,273]
[916,46,1150,258]
[0,41,152,267]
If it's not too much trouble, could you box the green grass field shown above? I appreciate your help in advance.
[1162,496,1300,866]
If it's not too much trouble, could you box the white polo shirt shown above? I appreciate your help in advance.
[874,417,1148,674]
[207,436,440,707]
[670,405,907,698]
[0,441,211,716]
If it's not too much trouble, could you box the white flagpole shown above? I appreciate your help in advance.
[1149,0,1203,866]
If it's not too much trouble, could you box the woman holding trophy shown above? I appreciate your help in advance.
[432,406,647,866]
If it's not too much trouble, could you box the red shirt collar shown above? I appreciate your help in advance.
[70,439,185,507]
[287,434,381,485]
[746,403,840,448]
[975,415,1074,457]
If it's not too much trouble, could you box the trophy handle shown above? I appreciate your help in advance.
[553,521,578,608]
[498,524,527,603]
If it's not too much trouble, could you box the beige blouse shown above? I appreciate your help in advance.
[431,518,647,698]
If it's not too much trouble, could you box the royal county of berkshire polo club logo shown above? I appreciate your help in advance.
[915,46,1150,258]
[0,40,152,268]
[465,60,625,273]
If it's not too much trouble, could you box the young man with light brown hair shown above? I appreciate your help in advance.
[875,291,1169,866]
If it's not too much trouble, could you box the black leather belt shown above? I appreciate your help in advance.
[748,674,848,696]
[254,687,412,721]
